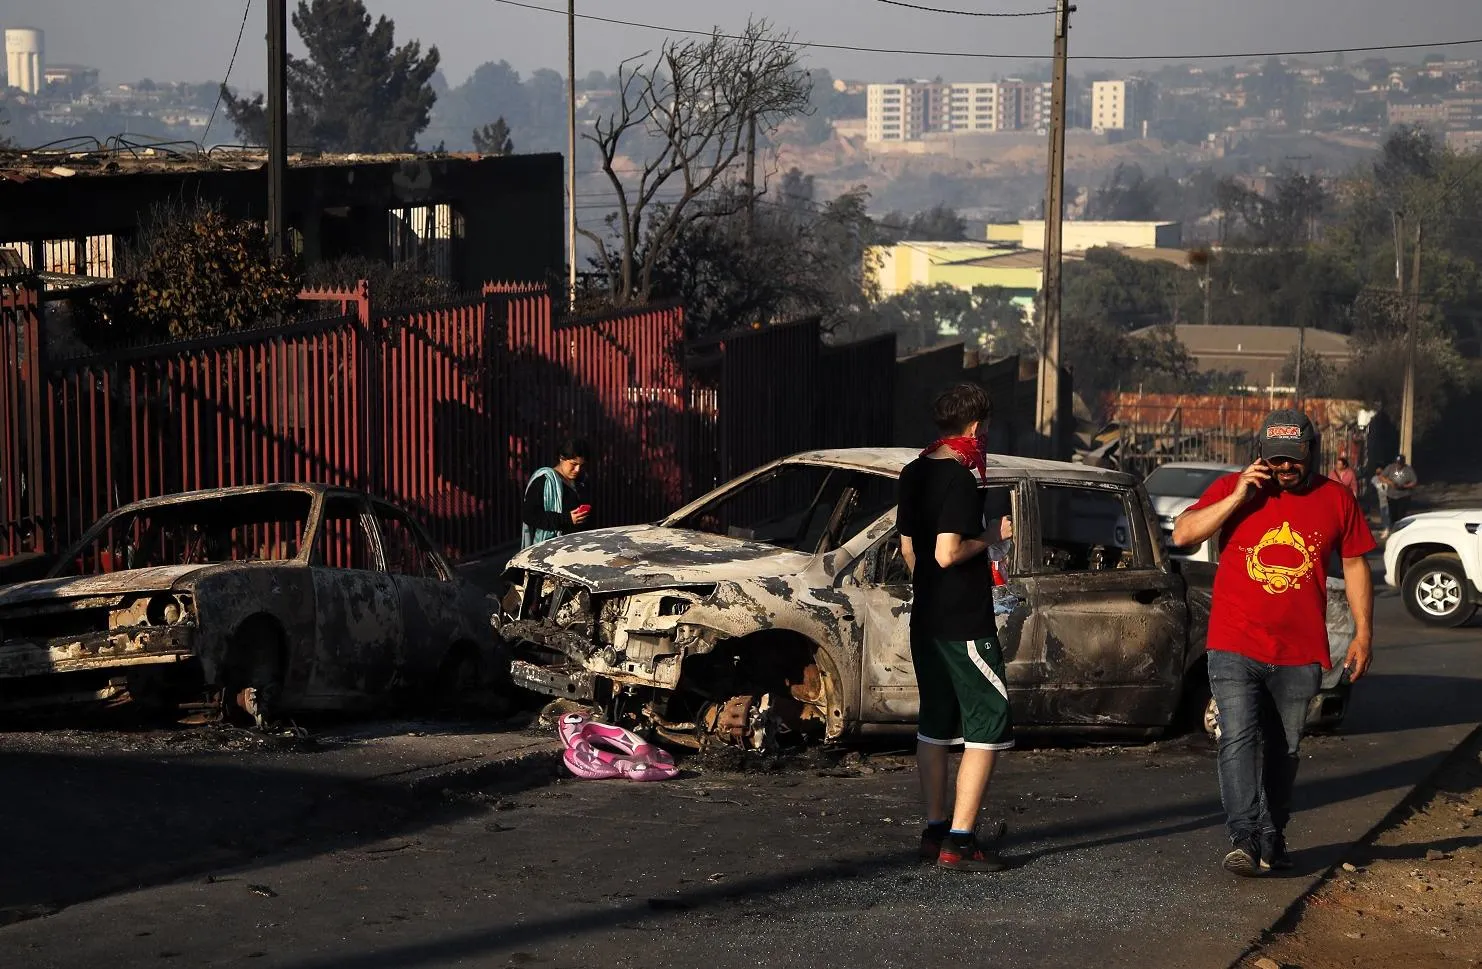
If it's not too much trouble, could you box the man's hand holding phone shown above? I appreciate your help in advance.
[1234,459,1273,502]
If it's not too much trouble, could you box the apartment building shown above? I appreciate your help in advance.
[866,79,1051,142]
[866,82,943,142]
[1091,79,1155,133]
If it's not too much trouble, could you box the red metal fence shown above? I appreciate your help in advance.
[1,280,687,561]
[2,279,898,563]
[1102,391,1365,479]
[690,319,898,488]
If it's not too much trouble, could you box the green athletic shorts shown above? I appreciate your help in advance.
[911,628,1015,750]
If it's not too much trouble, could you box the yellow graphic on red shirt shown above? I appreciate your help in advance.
[1245,521,1317,595]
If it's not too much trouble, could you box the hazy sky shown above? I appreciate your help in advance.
[5,0,1482,91]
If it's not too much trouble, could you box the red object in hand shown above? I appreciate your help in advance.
[991,559,1005,586]
[575,504,592,517]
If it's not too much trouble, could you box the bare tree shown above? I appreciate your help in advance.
[581,19,811,305]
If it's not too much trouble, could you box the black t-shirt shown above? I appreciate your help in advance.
[897,457,1010,640]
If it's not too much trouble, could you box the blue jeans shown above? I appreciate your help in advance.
[1207,650,1321,845]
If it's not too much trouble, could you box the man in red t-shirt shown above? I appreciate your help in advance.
[1173,409,1375,877]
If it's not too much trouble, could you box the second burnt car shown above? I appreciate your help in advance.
[501,449,1355,750]
[0,485,502,724]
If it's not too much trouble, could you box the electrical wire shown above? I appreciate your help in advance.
[871,0,1055,17]
[487,0,1482,62]
[203,0,253,145]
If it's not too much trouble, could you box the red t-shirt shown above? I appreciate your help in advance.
[1189,474,1375,667]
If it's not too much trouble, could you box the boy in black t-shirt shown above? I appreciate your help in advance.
[897,382,1014,873]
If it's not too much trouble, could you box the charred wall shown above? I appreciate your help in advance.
[0,153,563,290]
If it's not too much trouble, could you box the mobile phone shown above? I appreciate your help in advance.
[575,504,592,516]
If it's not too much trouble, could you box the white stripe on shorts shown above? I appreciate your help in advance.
[965,639,1009,701]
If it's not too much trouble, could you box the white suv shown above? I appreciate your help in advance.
[1383,510,1482,627]
[1144,461,1242,563]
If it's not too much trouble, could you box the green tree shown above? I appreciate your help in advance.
[222,0,439,152]
[1278,345,1337,398]
[960,286,1035,359]
[1062,247,1202,331]
[879,204,967,241]
[433,60,526,151]
[646,183,881,339]
[472,118,514,156]
[1341,293,1469,437]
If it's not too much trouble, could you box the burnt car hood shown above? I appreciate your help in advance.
[510,525,814,593]
[0,565,208,607]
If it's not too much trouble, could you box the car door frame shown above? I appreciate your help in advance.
[843,473,1039,726]
[1015,476,1188,728]
[365,499,483,686]
[303,492,405,705]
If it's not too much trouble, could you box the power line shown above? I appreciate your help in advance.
[487,0,1482,62]
[203,0,253,144]
[871,0,1054,17]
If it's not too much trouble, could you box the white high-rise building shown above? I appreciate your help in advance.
[5,27,45,96]
[1091,79,1155,133]
[866,79,1051,142]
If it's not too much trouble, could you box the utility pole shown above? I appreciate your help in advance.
[266,0,288,259]
[566,0,578,311]
[1293,321,1305,408]
[1400,221,1422,460]
[1035,0,1073,459]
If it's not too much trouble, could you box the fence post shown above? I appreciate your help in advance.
[18,281,46,552]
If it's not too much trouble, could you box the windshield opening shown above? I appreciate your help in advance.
[1144,466,1230,501]
[672,466,850,552]
[56,492,314,577]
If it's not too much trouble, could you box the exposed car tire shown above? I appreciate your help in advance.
[225,619,286,730]
[1203,696,1222,742]
[1401,553,1477,628]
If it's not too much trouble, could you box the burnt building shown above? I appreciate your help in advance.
[0,150,564,290]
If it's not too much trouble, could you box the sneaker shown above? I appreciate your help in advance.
[1222,837,1263,878]
[1259,833,1293,872]
[919,826,948,861]
[936,822,1009,874]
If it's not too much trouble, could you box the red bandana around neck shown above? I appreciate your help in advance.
[922,435,987,482]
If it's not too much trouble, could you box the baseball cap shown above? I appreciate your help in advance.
[1258,409,1316,462]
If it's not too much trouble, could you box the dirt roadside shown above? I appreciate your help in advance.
[1238,725,1482,969]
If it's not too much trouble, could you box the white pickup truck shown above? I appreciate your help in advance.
[1383,510,1482,627]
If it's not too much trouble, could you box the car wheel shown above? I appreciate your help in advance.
[225,619,286,730]
[1203,696,1222,742]
[1401,554,1478,628]
[435,644,485,716]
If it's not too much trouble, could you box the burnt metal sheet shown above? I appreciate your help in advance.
[510,659,596,701]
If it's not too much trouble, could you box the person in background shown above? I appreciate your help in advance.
[1330,455,1359,498]
[1381,454,1418,530]
[1173,409,1374,878]
[521,437,591,549]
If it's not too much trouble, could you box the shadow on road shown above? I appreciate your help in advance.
[1339,673,1482,735]
[242,749,1456,969]
[0,733,550,926]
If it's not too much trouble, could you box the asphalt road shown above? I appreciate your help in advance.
[1,589,1477,969]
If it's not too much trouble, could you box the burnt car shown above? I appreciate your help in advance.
[0,485,501,724]
[500,449,1355,750]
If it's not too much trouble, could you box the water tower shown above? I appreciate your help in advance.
[5,28,45,95]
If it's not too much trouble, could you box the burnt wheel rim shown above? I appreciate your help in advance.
[1204,697,1221,740]
[1415,571,1463,617]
